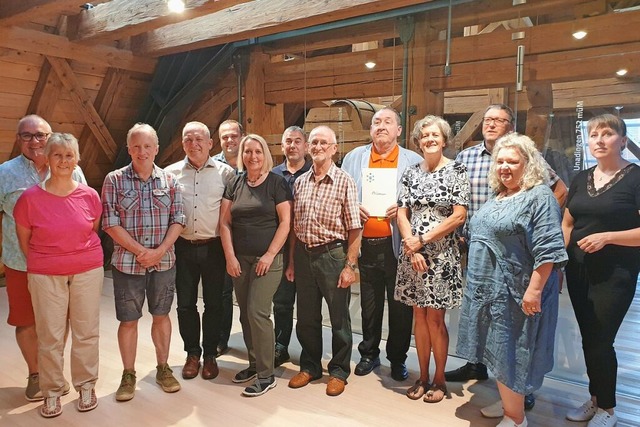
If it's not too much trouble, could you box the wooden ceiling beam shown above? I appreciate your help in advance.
[0,0,109,27]
[70,0,252,44]
[132,0,434,57]
[0,26,156,74]
[46,56,119,161]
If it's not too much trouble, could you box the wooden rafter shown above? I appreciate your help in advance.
[132,0,434,57]
[70,0,252,44]
[46,56,119,161]
[0,0,109,26]
[0,26,156,74]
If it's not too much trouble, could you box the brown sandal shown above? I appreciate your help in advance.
[406,380,430,400]
[423,383,447,403]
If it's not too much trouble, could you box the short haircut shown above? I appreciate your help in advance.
[484,104,515,124]
[587,113,627,137]
[183,121,211,139]
[218,119,244,136]
[127,123,158,146]
[282,126,306,143]
[308,125,337,145]
[237,134,273,174]
[45,132,81,161]
[411,115,452,149]
[372,107,402,126]
[488,133,549,193]
[17,114,51,133]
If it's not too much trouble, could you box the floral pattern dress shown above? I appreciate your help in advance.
[394,161,469,309]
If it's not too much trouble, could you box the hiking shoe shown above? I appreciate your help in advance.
[242,376,277,397]
[567,399,597,421]
[26,373,42,401]
[77,386,98,412]
[115,370,136,402]
[233,367,257,383]
[156,364,181,393]
[40,396,62,418]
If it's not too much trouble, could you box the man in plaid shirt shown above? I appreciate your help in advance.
[287,126,362,397]
[102,123,185,402]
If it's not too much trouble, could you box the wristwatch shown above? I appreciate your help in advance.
[345,261,358,271]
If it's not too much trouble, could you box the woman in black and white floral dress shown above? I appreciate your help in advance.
[395,115,469,403]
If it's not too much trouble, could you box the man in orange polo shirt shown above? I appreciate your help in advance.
[342,107,422,381]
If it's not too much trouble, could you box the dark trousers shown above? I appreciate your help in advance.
[175,237,226,358]
[357,238,413,364]
[566,257,638,409]
[273,274,296,350]
[219,273,234,345]
[294,243,352,380]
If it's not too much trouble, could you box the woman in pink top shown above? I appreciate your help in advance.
[15,133,103,418]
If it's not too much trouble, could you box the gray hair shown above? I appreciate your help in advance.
[411,115,452,149]
[45,133,80,161]
[127,123,158,146]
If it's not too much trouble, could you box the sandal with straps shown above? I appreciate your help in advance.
[423,383,447,403]
[406,380,430,400]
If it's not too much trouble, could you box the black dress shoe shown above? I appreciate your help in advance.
[216,342,229,358]
[354,357,380,376]
[444,362,488,382]
[274,348,290,367]
[524,393,535,410]
[390,363,408,381]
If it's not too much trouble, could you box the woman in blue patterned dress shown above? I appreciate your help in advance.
[456,133,567,427]
[395,115,469,403]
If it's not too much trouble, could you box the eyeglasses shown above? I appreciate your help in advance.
[483,117,511,126]
[18,132,50,142]
[308,141,336,148]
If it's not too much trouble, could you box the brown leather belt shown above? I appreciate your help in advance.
[180,237,218,246]
[363,236,390,246]
[302,239,347,254]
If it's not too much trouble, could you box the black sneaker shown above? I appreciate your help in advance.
[444,362,488,382]
[524,393,536,410]
[216,342,230,358]
[274,348,290,367]
[232,367,257,383]
[242,376,277,397]
[390,363,408,381]
[354,357,381,376]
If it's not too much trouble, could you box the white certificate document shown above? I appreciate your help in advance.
[361,168,397,217]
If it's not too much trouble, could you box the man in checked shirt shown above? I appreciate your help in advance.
[102,123,186,402]
[286,126,362,397]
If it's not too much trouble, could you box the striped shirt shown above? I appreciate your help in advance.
[102,163,186,275]
[293,163,361,246]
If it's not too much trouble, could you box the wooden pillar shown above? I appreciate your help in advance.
[524,82,553,151]
[245,47,284,136]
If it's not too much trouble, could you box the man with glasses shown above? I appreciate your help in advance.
[271,126,311,367]
[0,115,85,401]
[165,122,235,381]
[448,104,567,415]
[287,126,361,397]
[341,107,422,382]
[213,119,243,356]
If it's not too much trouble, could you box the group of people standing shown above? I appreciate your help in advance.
[1,106,638,427]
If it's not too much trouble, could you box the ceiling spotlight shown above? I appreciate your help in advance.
[616,69,628,76]
[167,0,185,13]
[365,61,376,69]
[572,30,587,40]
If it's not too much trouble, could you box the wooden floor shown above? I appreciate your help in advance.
[0,277,638,427]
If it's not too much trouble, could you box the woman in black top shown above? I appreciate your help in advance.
[220,134,292,397]
[562,114,640,427]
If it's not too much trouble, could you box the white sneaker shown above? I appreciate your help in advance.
[567,399,597,421]
[481,400,504,418]
[496,415,528,427]
[587,409,617,427]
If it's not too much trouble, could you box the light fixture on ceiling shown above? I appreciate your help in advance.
[168,0,185,13]
[365,61,376,69]
[616,68,628,76]
[572,30,587,40]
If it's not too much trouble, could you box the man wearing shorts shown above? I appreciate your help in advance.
[102,123,185,401]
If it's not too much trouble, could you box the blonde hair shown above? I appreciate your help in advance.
[237,134,273,174]
[45,133,80,161]
[488,133,549,193]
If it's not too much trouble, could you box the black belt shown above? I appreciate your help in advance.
[363,236,390,246]
[302,239,347,254]
[180,237,218,246]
